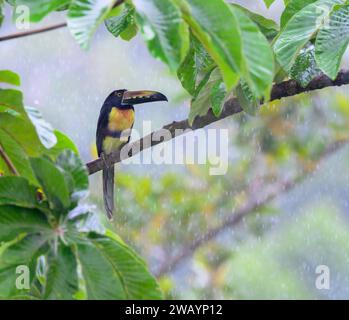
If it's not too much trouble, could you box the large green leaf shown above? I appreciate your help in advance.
[0,234,48,298]
[0,128,38,184]
[231,4,279,39]
[0,177,39,208]
[56,150,89,203]
[177,33,214,96]
[0,206,51,242]
[44,243,79,300]
[180,0,241,90]
[280,0,317,28]
[67,0,117,49]
[30,157,71,211]
[134,0,188,71]
[0,70,20,86]
[13,0,70,22]
[25,106,57,149]
[0,89,45,156]
[315,4,349,79]
[274,0,345,73]
[232,6,274,99]
[77,233,162,299]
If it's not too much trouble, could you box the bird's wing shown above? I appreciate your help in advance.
[96,106,109,156]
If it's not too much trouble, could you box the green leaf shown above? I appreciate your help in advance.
[264,0,276,8]
[0,3,4,28]
[77,233,162,299]
[134,0,189,71]
[0,177,38,208]
[281,0,317,28]
[0,234,48,298]
[231,4,279,39]
[177,33,214,96]
[211,81,227,117]
[13,0,70,22]
[0,70,20,86]
[189,68,223,124]
[0,128,38,185]
[56,150,89,203]
[67,0,117,50]
[315,4,349,79]
[105,2,135,38]
[231,6,274,99]
[0,89,45,156]
[274,0,345,73]
[48,130,80,159]
[44,243,79,300]
[120,21,138,41]
[0,205,51,242]
[290,45,322,87]
[25,106,57,149]
[180,0,241,89]
[30,157,71,211]
[236,80,260,116]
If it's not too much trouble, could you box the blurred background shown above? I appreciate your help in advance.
[1,0,349,299]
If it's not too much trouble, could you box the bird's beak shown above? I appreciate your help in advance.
[121,90,168,106]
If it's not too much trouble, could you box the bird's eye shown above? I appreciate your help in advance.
[117,93,122,97]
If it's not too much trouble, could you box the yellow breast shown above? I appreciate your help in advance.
[103,137,125,155]
[108,107,135,132]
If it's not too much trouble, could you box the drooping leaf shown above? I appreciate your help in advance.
[25,106,57,149]
[0,206,51,242]
[177,33,214,96]
[44,243,79,300]
[274,0,345,73]
[180,0,242,89]
[134,0,189,71]
[189,68,224,124]
[231,4,279,39]
[77,233,162,300]
[236,80,260,116]
[315,4,349,79]
[0,70,20,86]
[56,150,89,203]
[67,0,117,50]
[290,44,322,87]
[30,157,71,211]
[231,6,274,99]
[105,2,135,38]
[13,0,70,22]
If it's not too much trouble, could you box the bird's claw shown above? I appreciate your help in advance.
[101,153,109,169]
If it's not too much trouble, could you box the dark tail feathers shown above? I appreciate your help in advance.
[103,166,114,220]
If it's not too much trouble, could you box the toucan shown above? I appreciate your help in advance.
[96,89,168,219]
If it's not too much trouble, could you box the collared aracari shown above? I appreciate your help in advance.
[96,89,168,219]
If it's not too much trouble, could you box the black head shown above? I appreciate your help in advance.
[104,89,168,108]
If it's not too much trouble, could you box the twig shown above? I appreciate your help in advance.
[0,144,19,175]
[0,0,125,42]
[86,70,349,175]
[154,140,348,277]
[0,23,67,42]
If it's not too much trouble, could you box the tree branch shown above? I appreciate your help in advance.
[86,70,349,175]
[0,144,19,175]
[154,140,348,277]
[0,0,125,42]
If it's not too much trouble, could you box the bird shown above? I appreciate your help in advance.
[96,89,168,219]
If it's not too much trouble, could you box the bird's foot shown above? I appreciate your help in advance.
[101,153,109,169]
